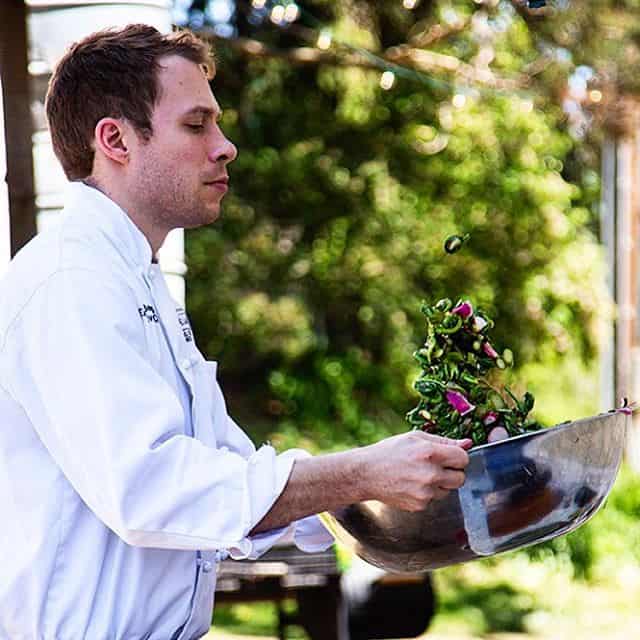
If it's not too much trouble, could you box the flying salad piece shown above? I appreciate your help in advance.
[406,297,542,446]
[443,234,470,255]
[421,232,638,446]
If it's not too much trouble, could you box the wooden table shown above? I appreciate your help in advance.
[215,544,346,640]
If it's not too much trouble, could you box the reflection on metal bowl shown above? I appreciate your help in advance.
[322,411,628,573]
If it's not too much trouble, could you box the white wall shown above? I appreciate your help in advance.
[25,1,186,305]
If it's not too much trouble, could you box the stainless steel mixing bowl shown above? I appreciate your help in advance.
[322,410,628,572]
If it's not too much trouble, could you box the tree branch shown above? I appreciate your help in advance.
[408,17,471,49]
[385,44,526,90]
[206,34,529,91]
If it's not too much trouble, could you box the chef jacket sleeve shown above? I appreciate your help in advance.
[1,268,331,553]
[219,424,334,559]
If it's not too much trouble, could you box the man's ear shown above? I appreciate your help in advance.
[94,118,130,166]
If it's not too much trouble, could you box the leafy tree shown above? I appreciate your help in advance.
[182,0,609,450]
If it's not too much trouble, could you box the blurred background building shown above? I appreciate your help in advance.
[0,0,186,303]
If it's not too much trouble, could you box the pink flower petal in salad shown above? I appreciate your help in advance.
[482,341,499,359]
[446,389,475,416]
[452,301,473,319]
[483,411,498,426]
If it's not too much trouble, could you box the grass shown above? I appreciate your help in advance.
[429,551,640,638]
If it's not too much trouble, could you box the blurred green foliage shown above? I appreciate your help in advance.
[181,2,640,636]
[437,578,535,633]
[527,0,640,96]
[186,0,610,450]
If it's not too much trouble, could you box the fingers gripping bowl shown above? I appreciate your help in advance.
[321,411,628,573]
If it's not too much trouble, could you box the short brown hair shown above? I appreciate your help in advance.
[45,24,214,180]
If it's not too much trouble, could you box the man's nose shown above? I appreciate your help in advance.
[208,135,237,164]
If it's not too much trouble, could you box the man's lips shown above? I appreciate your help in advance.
[204,176,228,193]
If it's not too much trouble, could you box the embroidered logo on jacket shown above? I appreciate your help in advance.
[138,304,159,323]
[176,307,193,342]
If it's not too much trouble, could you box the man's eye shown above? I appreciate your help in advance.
[186,124,205,132]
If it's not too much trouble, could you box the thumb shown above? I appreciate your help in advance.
[419,432,473,449]
[446,437,473,450]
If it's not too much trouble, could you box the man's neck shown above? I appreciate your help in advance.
[82,177,167,255]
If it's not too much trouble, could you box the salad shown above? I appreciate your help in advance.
[406,297,541,446]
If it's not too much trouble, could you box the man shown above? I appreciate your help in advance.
[0,24,471,639]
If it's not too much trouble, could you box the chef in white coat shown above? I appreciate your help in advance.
[0,24,471,640]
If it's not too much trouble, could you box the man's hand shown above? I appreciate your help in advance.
[361,431,472,511]
[250,430,472,534]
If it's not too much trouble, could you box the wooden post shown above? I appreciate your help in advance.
[0,0,38,256]
[615,135,634,403]
[600,137,616,412]
[601,96,640,469]
[630,108,640,470]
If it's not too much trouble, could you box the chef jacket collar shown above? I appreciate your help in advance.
[64,181,155,268]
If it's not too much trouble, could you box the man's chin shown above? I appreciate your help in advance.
[204,206,221,224]
[183,205,221,228]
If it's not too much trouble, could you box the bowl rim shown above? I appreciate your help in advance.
[467,409,627,456]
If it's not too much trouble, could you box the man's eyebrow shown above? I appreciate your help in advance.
[182,106,222,121]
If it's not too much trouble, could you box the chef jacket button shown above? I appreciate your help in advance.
[181,358,191,370]
[201,560,213,573]
[215,549,229,563]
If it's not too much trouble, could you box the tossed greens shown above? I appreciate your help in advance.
[406,298,541,446]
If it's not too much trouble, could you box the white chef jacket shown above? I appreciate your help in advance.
[0,182,333,640]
